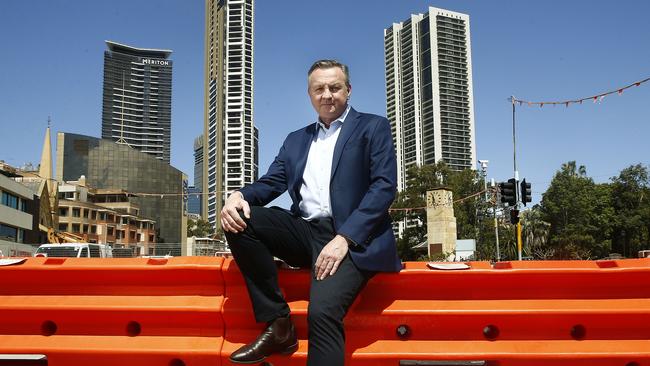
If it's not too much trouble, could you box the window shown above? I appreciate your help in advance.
[19,199,27,212]
[59,207,69,216]
[90,225,97,234]
[107,227,114,236]
[83,209,89,218]
[0,224,18,242]
[58,223,68,231]
[83,224,89,233]
[58,191,74,199]
[79,247,88,258]
[72,208,81,217]
[71,224,81,233]
[89,245,101,258]
[91,211,97,220]
[2,192,19,209]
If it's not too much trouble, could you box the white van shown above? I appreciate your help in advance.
[34,243,113,258]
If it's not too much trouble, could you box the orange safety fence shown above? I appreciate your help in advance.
[1,257,649,366]
[222,258,650,366]
[0,257,224,366]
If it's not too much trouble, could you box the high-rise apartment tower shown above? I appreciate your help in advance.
[192,135,204,217]
[203,0,258,227]
[385,7,476,191]
[101,41,173,163]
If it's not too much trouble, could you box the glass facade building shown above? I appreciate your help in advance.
[193,135,203,217]
[101,41,173,163]
[385,7,477,192]
[55,133,186,250]
[186,186,201,216]
[203,0,258,229]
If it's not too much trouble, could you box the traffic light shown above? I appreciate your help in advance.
[499,178,517,206]
[520,178,532,206]
[510,209,520,224]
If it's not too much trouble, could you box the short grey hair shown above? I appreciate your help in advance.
[308,59,351,88]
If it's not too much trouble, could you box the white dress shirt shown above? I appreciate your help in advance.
[299,104,351,220]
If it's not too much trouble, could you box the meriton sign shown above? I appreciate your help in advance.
[142,59,170,66]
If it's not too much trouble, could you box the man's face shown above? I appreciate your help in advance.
[308,67,351,125]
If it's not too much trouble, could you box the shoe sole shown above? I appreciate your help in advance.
[229,342,299,364]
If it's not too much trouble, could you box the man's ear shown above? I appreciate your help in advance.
[347,85,352,99]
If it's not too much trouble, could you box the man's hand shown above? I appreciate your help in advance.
[314,235,349,281]
[220,191,251,233]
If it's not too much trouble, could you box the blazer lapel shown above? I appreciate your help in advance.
[330,107,362,180]
[291,123,318,194]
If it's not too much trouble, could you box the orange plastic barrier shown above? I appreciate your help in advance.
[1,257,650,366]
[0,257,225,366]
[222,258,650,366]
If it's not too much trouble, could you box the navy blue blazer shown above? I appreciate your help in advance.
[239,107,402,272]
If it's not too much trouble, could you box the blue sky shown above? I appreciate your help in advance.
[1,0,648,208]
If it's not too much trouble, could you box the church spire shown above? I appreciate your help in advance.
[38,116,53,181]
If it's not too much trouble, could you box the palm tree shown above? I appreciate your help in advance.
[522,206,552,259]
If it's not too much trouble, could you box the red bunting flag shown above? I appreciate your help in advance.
[512,77,648,108]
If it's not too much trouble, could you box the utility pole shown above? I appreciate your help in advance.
[492,178,500,261]
[511,96,522,261]
[478,160,494,260]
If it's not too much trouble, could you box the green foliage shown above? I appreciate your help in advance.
[391,160,650,262]
[539,161,650,259]
[390,162,486,261]
[187,218,215,238]
[521,205,552,259]
[395,226,425,261]
[610,164,650,257]
[540,161,614,259]
[421,251,456,262]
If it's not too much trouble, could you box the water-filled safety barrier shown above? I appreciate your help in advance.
[1,257,649,365]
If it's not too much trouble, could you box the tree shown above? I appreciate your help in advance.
[390,162,487,261]
[187,218,215,238]
[521,205,552,259]
[540,161,614,259]
[610,164,650,257]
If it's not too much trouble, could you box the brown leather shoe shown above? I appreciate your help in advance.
[229,316,298,364]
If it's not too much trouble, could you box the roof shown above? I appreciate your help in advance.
[105,40,172,59]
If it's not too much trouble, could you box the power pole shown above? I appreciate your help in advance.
[511,96,522,261]
[492,178,500,261]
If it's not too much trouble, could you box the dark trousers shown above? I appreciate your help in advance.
[225,206,374,366]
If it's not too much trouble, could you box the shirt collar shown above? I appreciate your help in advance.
[316,104,351,131]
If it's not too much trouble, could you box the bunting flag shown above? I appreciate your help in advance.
[511,77,649,107]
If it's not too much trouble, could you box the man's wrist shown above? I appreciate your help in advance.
[338,234,358,248]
